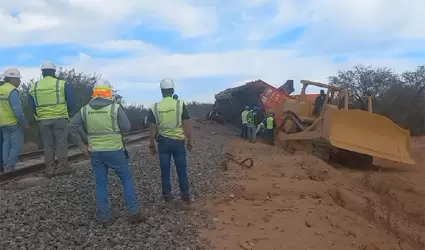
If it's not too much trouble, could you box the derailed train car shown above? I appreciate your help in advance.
[214,79,415,166]
[213,79,295,128]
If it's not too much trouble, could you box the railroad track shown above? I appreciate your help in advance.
[18,129,149,161]
[0,129,150,185]
[1,118,207,185]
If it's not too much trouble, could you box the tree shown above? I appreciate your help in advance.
[329,64,425,135]
[18,68,213,146]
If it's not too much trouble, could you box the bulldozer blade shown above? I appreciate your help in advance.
[327,109,415,165]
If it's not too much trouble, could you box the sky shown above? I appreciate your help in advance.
[1,0,424,106]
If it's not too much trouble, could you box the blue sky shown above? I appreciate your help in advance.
[1,0,424,106]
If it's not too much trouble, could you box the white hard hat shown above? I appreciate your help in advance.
[3,68,21,78]
[94,78,112,89]
[0,74,4,82]
[160,78,176,89]
[40,61,56,70]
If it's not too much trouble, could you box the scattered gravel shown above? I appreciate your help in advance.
[0,121,236,250]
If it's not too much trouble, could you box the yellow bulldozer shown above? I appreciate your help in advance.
[277,80,415,166]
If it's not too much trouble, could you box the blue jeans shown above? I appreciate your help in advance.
[247,124,256,142]
[2,124,24,169]
[157,135,190,200]
[90,150,139,221]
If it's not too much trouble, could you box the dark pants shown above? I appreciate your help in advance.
[157,135,190,200]
[240,124,247,139]
[266,129,275,145]
[36,124,44,150]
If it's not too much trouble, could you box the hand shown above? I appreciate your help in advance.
[149,145,157,156]
[82,144,89,155]
[187,142,193,151]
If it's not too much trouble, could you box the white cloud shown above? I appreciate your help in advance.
[1,0,424,104]
[0,0,217,47]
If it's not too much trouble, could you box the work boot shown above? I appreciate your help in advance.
[127,212,147,224]
[181,196,192,211]
[102,217,117,229]
[162,196,174,209]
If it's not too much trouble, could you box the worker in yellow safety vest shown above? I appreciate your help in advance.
[266,112,276,145]
[29,61,76,175]
[69,79,145,227]
[0,68,28,172]
[240,105,250,139]
[148,78,193,207]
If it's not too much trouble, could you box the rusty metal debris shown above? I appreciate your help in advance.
[224,153,253,168]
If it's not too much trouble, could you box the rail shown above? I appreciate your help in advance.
[1,130,150,184]
[1,118,207,185]
[19,129,149,161]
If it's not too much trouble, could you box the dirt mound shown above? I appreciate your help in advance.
[200,138,425,250]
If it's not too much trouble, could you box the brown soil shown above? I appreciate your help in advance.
[200,138,425,250]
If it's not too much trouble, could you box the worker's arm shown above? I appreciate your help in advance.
[273,119,277,129]
[64,82,77,116]
[68,111,88,148]
[28,95,37,116]
[9,89,28,127]
[181,103,193,145]
[147,109,157,146]
[117,106,131,133]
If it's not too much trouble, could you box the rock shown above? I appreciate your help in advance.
[228,193,236,198]
[1,122,234,249]
[237,241,252,250]
[17,177,48,188]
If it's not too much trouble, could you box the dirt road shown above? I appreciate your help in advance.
[200,137,425,250]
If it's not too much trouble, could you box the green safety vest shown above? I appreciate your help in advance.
[246,111,255,125]
[29,76,69,120]
[81,101,123,152]
[0,82,18,126]
[266,117,275,129]
[241,110,249,124]
[151,97,185,140]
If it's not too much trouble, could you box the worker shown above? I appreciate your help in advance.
[266,112,276,145]
[172,94,178,100]
[69,79,144,227]
[0,68,28,172]
[148,78,193,207]
[0,73,4,171]
[313,90,326,116]
[240,106,249,139]
[246,106,258,143]
[28,61,76,176]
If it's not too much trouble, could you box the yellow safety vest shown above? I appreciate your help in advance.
[266,117,274,129]
[151,97,185,140]
[81,101,123,152]
[0,82,18,126]
[241,110,249,124]
[246,111,255,125]
[30,76,68,120]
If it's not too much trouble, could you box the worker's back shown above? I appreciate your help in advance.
[30,76,68,120]
[152,97,184,140]
[81,98,124,152]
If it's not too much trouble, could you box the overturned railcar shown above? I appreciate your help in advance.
[214,79,295,128]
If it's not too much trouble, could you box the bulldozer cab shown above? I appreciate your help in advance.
[285,80,348,124]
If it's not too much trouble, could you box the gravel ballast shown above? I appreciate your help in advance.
[0,121,235,250]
